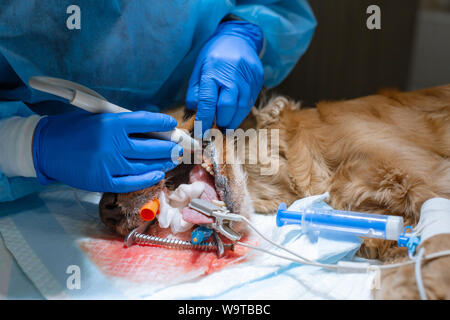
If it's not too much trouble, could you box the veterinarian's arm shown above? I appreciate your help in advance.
[0,53,46,201]
[0,104,45,202]
[0,109,181,201]
[186,0,316,134]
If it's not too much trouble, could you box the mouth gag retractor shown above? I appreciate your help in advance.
[125,220,233,258]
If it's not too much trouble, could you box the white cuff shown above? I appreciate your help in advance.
[0,115,43,178]
[418,198,450,242]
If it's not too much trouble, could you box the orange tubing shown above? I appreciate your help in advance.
[139,198,160,221]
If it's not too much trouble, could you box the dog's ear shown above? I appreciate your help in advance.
[252,96,301,128]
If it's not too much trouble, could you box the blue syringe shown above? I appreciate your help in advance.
[276,203,404,240]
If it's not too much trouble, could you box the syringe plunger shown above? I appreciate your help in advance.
[276,203,404,240]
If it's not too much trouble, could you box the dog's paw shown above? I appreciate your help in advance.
[375,234,450,299]
[253,96,300,128]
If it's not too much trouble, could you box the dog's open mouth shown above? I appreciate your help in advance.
[176,163,218,225]
[160,157,224,229]
[98,140,250,239]
[87,144,254,282]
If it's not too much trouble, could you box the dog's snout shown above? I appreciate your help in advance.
[99,193,123,229]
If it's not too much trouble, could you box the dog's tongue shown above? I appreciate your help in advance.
[182,165,217,224]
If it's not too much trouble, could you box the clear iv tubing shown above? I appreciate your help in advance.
[235,216,450,273]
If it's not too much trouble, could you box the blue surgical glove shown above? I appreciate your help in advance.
[32,110,182,193]
[186,20,264,134]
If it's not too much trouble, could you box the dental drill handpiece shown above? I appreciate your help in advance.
[28,76,200,153]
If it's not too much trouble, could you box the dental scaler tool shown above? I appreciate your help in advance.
[28,76,200,153]
[276,203,404,240]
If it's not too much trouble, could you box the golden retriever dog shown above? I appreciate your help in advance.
[99,84,450,299]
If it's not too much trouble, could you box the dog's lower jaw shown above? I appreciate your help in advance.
[99,181,165,236]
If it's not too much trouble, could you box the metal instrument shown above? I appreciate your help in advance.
[188,198,244,242]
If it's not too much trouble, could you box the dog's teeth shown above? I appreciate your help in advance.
[201,161,214,176]
[212,200,225,207]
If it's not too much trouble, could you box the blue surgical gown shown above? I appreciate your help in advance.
[0,0,316,202]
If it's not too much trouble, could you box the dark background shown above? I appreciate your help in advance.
[269,0,450,107]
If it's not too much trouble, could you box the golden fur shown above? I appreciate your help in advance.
[240,85,450,299]
[243,85,450,260]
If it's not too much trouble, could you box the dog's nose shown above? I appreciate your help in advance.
[99,193,123,230]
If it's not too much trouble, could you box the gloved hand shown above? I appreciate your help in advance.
[32,110,182,193]
[186,20,264,135]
